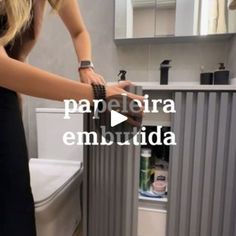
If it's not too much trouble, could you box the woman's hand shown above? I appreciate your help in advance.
[106,81,144,127]
[106,81,144,102]
[79,68,106,85]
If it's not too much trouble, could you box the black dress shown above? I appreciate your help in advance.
[0,17,36,236]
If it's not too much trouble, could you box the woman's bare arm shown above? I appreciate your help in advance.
[0,52,94,102]
[57,0,91,62]
[0,51,144,104]
[55,0,105,85]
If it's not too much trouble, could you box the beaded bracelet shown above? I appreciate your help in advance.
[91,84,106,100]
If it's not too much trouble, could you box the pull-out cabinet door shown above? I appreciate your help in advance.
[83,86,142,236]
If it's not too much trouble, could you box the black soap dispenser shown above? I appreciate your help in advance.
[160,60,171,85]
[214,63,230,85]
[118,70,127,81]
[200,66,213,85]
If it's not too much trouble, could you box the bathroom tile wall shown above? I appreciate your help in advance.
[117,41,229,83]
[26,0,231,158]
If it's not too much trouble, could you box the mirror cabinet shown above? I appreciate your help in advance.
[115,0,236,39]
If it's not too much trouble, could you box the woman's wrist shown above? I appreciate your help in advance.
[79,67,94,75]
[91,84,106,100]
[78,60,94,73]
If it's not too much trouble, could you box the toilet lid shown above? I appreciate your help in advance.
[29,159,82,204]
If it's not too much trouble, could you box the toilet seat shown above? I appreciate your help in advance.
[29,159,83,208]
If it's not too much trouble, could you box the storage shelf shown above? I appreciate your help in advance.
[114,33,234,45]
[139,194,168,203]
[142,120,171,127]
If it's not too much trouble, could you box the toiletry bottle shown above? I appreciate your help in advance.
[200,66,213,85]
[140,148,152,192]
[214,63,230,85]
[160,60,171,85]
[118,70,127,81]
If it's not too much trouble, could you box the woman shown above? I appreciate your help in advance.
[0,0,143,235]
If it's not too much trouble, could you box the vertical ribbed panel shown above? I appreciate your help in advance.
[83,86,142,236]
[167,92,236,236]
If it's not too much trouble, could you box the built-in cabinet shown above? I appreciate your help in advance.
[83,85,236,236]
[138,85,236,236]
[168,90,236,236]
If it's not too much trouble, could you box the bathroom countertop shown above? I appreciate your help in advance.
[108,82,236,92]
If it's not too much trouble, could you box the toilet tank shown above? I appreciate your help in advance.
[36,108,83,162]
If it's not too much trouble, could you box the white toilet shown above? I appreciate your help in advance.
[29,108,84,236]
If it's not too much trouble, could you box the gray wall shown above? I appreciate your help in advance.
[25,0,230,158]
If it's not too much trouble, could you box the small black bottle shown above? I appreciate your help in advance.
[160,60,171,85]
[214,63,230,85]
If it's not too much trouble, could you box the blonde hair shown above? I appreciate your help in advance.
[0,0,63,46]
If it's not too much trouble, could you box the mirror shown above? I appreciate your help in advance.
[133,0,176,38]
[115,0,236,39]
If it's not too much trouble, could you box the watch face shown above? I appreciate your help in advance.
[82,61,91,66]
[81,61,93,67]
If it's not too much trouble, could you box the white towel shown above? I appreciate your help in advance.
[207,0,227,34]
[217,0,227,33]
[208,0,218,34]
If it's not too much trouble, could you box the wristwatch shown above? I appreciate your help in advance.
[78,60,94,70]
